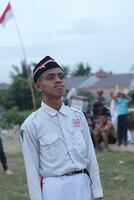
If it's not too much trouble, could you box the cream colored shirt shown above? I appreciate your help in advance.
[20,102,103,200]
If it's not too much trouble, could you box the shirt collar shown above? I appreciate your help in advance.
[41,101,67,116]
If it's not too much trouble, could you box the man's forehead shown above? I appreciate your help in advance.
[44,68,64,75]
[38,68,64,80]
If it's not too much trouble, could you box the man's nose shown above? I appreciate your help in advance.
[55,75,62,82]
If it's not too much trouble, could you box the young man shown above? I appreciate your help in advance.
[20,56,103,200]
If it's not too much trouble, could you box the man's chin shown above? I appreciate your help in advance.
[52,92,64,99]
[55,88,65,96]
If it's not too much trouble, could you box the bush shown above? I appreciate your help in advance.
[1,107,31,127]
[128,90,134,108]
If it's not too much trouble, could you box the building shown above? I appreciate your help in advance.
[65,71,134,98]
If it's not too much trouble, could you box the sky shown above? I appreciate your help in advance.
[0,0,134,83]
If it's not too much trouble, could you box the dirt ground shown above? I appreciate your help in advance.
[1,126,22,154]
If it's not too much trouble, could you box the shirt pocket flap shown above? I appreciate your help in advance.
[40,134,59,145]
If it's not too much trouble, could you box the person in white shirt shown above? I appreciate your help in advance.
[20,56,103,200]
[110,92,118,131]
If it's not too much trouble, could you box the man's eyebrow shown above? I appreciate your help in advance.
[46,72,64,76]
[46,73,55,76]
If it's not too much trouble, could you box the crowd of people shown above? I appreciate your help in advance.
[85,88,132,151]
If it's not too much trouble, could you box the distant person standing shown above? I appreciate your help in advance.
[93,89,109,119]
[114,91,131,145]
[110,92,118,131]
[0,128,13,175]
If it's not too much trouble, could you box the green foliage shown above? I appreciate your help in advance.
[2,107,31,126]
[72,63,92,76]
[10,60,31,80]
[0,78,41,111]
[10,77,33,110]
[0,89,14,109]
[128,90,134,107]
[0,60,38,110]
[0,77,34,110]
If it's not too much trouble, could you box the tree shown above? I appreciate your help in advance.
[10,77,33,110]
[0,77,33,110]
[72,63,92,76]
[10,60,36,110]
[0,60,39,111]
[0,89,14,109]
[10,60,31,80]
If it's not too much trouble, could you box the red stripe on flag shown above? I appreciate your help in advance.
[0,3,11,24]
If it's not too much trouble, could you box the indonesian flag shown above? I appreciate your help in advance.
[0,2,13,25]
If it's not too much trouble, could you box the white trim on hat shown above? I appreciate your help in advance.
[33,59,56,75]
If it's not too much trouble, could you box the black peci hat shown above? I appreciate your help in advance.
[33,56,63,82]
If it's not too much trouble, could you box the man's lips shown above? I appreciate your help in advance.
[54,85,64,89]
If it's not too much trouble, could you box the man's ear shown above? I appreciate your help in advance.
[35,82,42,92]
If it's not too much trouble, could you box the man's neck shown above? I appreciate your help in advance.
[43,97,62,111]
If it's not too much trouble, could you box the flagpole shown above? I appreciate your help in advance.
[10,2,36,111]
[13,15,27,62]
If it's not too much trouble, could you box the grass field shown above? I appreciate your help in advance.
[0,151,134,200]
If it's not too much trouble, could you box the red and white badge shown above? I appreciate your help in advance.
[72,119,80,127]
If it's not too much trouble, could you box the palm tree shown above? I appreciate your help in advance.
[10,60,36,110]
[10,60,31,80]
[72,63,92,76]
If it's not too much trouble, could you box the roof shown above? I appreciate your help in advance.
[65,76,89,90]
[79,73,134,88]
[65,73,134,90]
[78,75,99,89]
[89,73,134,89]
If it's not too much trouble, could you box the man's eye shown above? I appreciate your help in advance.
[58,73,65,79]
[46,73,65,80]
[46,75,55,80]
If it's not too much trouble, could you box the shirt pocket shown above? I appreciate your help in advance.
[68,128,86,155]
[39,133,64,161]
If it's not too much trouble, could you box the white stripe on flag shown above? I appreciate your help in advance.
[0,3,13,26]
